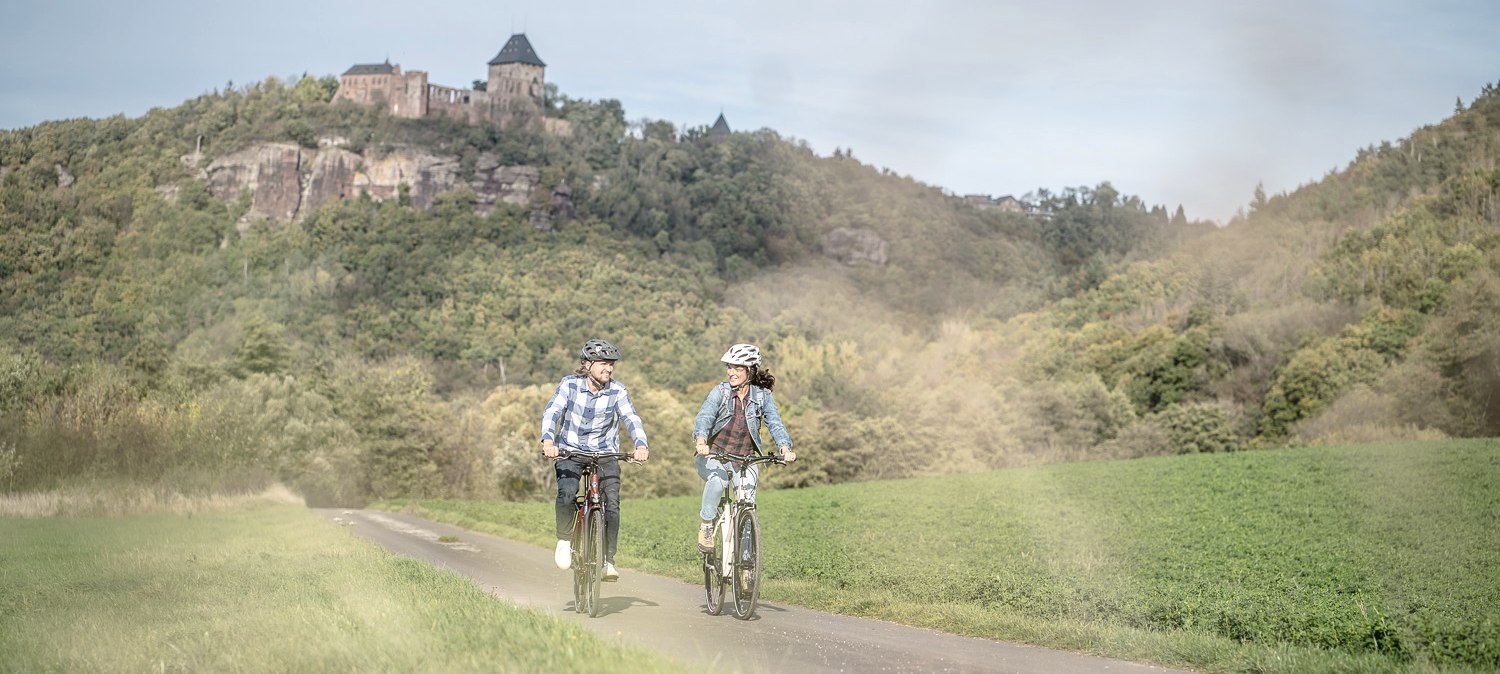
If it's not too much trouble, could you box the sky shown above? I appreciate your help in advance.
[3,1,1498,223]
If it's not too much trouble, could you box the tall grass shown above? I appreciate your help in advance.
[0,506,694,674]
[0,482,303,518]
[393,439,1500,674]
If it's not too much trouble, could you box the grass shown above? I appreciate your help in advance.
[0,482,304,518]
[388,438,1500,674]
[0,505,695,674]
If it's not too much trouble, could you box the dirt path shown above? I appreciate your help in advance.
[317,508,1193,674]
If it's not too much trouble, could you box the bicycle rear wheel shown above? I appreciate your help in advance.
[586,509,605,617]
[731,508,761,620]
[703,522,725,615]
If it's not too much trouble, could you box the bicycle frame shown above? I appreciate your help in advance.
[702,451,782,619]
[554,450,634,618]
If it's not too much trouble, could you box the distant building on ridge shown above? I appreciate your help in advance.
[334,33,569,135]
[710,112,731,143]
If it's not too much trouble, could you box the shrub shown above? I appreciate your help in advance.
[1154,401,1243,454]
[1294,384,1448,446]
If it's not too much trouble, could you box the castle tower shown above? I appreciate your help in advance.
[710,112,731,143]
[486,33,547,124]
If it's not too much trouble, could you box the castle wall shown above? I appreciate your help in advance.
[425,83,486,124]
[402,71,428,119]
[487,62,545,121]
[336,71,406,109]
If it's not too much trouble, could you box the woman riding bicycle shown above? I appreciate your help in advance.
[541,338,651,581]
[692,343,796,550]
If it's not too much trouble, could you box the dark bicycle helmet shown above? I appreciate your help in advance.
[580,338,621,361]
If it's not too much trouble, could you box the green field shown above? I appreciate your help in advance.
[393,439,1500,673]
[0,506,692,674]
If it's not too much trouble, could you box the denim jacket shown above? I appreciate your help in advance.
[693,382,793,453]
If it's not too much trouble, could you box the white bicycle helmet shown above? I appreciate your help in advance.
[720,343,761,367]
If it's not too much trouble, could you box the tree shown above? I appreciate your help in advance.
[234,315,290,375]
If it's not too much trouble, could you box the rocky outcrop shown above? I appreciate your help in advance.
[528,180,576,232]
[303,148,362,211]
[199,142,555,225]
[821,227,888,266]
[205,143,303,224]
[469,154,539,212]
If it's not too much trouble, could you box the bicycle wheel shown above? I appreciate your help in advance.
[587,509,605,618]
[570,517,586,614]
[731,508,761,620]
[703,520,725,615]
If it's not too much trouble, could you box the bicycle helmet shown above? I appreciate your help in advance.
[720,343,761,367]
[580,338,621,361]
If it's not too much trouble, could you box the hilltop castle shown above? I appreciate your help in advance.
[334,33,569,135]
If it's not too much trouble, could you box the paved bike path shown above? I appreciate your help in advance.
[316,508,1193,674]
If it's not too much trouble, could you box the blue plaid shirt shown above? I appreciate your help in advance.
[540,374,649,453]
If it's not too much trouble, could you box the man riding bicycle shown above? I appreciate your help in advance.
[541,338,651,581]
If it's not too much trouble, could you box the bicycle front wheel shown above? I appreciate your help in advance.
[571,520,586,614]
[587,509,605,618]
[730,508,761,620]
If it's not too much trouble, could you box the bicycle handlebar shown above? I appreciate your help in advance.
[546,449,642,464]
[705,451,785,467]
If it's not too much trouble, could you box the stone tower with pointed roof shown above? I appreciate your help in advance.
[710,112,731,143]
[487,33,547,122]
[334,33,567,134]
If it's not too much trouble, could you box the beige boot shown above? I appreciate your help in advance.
[697,520,715,550]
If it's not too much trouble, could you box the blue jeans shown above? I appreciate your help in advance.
[697,455,759,521]
[555,457,621,561]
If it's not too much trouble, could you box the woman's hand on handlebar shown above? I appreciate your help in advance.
[695,439,710,457]
[780,448,797,464]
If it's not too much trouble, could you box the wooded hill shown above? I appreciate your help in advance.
[2,75,1497,504]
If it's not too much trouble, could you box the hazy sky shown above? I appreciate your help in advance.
[3,0,1497,222]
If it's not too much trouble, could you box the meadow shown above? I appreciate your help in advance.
[393,439,1500,674]
[0,505,692,674]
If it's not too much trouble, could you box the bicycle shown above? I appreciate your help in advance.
[552,449,636,618]
[700,451,784,620]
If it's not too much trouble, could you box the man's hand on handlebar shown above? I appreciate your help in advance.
[633,446,650,463]
[542,439,559,459]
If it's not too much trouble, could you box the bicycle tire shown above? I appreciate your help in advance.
[587,509,605,618]
[703,518,726,615]
[570,513,586,614]
[731,508,761,620]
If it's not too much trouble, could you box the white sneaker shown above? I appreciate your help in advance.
[603,562,619,581]
[554,539,570,569]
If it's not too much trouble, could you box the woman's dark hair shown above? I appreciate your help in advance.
[748,365,776,391]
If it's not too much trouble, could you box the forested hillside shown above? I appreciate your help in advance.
[2,74,1497,504]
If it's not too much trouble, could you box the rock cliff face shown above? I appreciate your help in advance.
[821,227,888,266]
[199,143,564,227]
